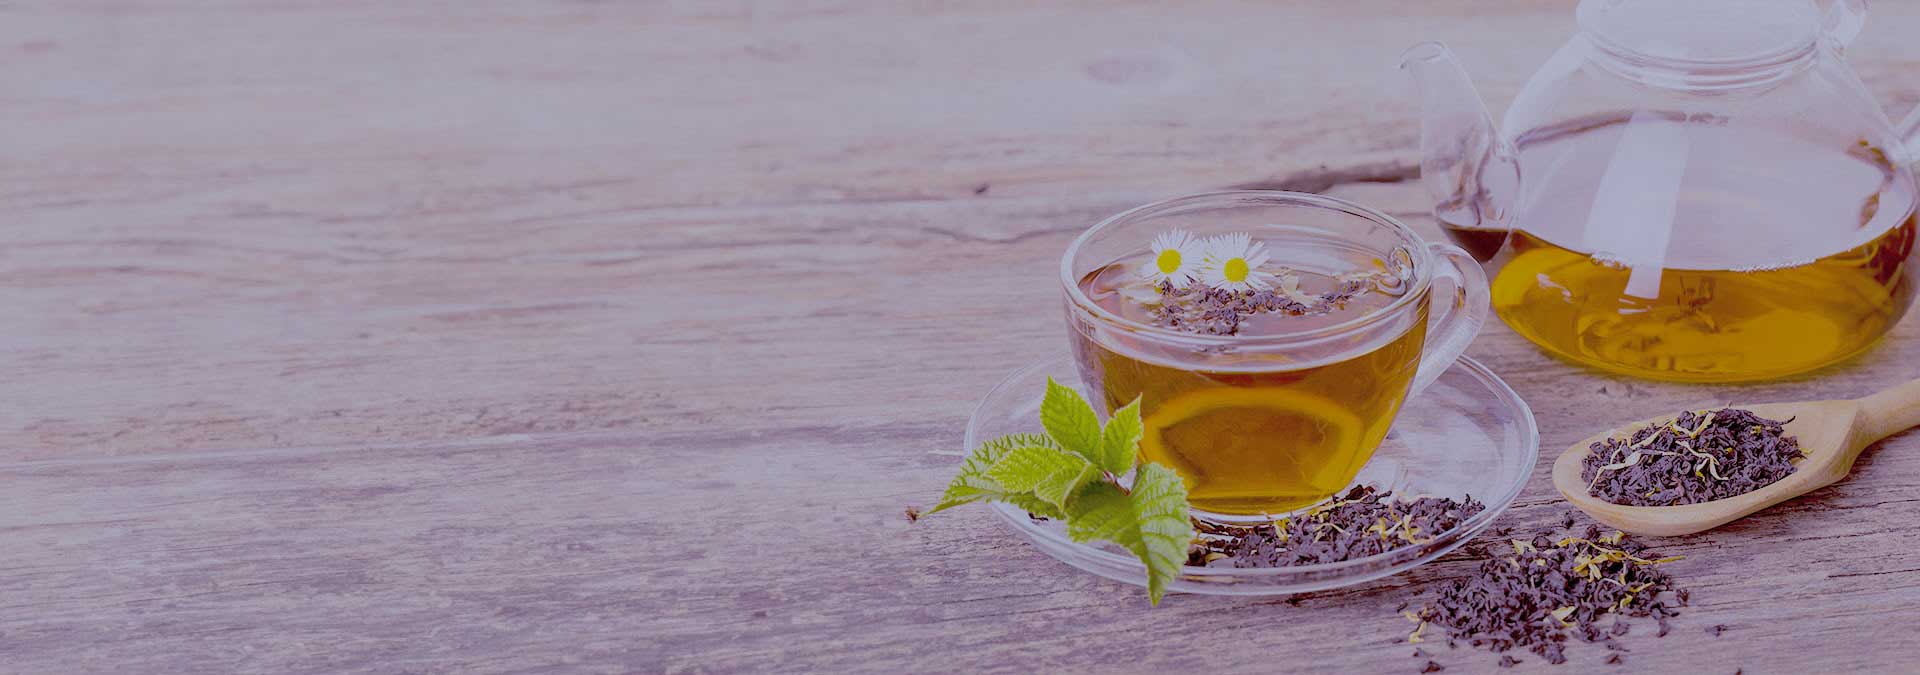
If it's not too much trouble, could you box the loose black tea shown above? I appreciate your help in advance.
[1407,514,1688,667]
[1187,485,1485,567]
[1581,408,1804,506]
[1152,275,1375,336]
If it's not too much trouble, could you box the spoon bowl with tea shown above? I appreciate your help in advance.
[1551,378,1920,537]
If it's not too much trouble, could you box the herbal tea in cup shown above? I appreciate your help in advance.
[1061,191,1489,521]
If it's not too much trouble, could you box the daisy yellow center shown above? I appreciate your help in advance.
[1155,249,1183,274]
[1223,258,1249,283]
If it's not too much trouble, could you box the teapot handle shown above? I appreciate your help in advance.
[1823,0,1866,51]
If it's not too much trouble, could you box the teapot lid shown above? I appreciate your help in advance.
[1578,0,1822,64]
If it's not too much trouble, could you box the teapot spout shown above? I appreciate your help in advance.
[1401,42,1520,248]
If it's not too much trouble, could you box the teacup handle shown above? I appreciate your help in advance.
[1411,242,1490,394]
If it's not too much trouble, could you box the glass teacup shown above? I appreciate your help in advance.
[1061,191,1489,522]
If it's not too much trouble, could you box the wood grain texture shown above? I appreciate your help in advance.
[4,1,1920,672]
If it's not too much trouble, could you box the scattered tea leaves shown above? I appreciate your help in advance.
[1582,408,1803,506]
[1410,513,1687,668]
[1187,485,1485,567]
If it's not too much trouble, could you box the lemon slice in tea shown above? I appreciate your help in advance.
[1141,387,1368,515]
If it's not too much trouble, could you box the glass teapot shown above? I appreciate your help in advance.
[1404,0,1919,382]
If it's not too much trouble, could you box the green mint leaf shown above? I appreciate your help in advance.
[1033,463,1101,511]
[987,444,1093,511]
[985,443,1086,492]
[1000,492,1067,520]
[1040,377,1104,466]
[1065,463,1194,605]
[1098,396,1144,474]
[926,383,1198,607]
[928,433,1052,514]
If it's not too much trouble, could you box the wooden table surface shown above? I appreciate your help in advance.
[8,2,1920,672]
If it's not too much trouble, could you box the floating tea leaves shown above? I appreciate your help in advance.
[1581,408,1804,506]
[1152,273,1376,336]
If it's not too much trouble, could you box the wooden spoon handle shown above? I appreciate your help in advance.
[1856,377,1920,443]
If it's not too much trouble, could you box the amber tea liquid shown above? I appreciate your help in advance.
[1487,224,1917,381]
[1444,119,1920,382]
[1071,257,1428,516]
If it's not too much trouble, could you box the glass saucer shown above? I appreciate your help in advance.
[963,353,1538,596]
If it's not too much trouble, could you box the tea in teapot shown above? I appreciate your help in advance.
[1406,0,1920,382]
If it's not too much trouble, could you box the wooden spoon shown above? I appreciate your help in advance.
[1551,378,1920,537]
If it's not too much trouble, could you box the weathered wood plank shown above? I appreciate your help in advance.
[8,1,1920,457]
[1,402,1915,672]
[4,1,1920,672]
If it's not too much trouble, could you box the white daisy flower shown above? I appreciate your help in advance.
[1200,233,1279,291]
[1138,229,1202,286]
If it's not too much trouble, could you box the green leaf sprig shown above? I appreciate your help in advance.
[926,378,1194,605]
